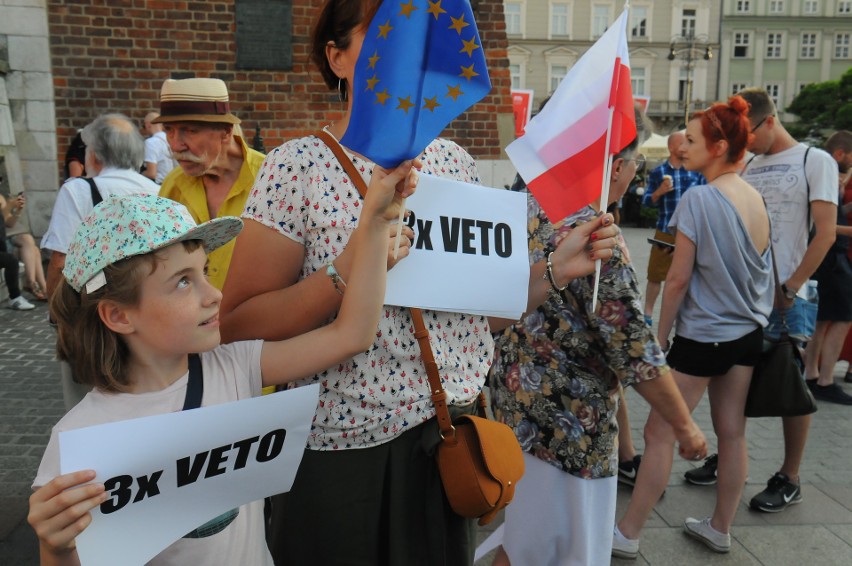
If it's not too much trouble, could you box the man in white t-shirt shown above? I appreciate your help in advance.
[142,112,177,184]
[684,88,838,512]
[41,113,159,410]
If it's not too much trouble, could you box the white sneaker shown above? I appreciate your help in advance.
[683,517,731,553]
[8,295,35,311]
[612,524,639,559]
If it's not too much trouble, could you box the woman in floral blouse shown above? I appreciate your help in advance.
[490,114,706,566]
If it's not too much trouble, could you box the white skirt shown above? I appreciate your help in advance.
[501,453,618,566]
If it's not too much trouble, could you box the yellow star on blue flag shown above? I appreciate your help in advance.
[341,0,491,168]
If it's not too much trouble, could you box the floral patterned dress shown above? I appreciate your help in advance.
[490,194,669,479]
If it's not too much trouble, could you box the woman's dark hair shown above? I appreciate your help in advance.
[311,0,383,91]
[692,96,753,164]
[614,105,648,161]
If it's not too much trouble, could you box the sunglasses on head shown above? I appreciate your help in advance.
[750,115,773,133]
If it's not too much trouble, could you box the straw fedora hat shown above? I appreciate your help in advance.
[152,78,241,125]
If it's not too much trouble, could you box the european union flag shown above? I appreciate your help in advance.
[340,0,492,168]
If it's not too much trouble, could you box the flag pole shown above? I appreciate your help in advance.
[591,105,616,311]
[592,3,630,310]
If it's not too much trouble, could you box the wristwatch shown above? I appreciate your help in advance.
[781,283,797,300]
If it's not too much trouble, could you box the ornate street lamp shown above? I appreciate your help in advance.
[667,35,713,127]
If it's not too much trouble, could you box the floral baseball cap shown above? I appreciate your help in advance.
[64,194,243,293]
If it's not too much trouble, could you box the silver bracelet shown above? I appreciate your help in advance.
[543,252,567,304]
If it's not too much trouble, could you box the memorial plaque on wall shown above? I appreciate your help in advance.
[235,0,293,70]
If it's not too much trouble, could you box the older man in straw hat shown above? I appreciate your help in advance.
[155,77,265,290]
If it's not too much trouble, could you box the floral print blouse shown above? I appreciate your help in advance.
[243,135,493,450]
[490,194,669,479]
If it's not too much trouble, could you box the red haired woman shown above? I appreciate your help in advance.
[613,97,773,557]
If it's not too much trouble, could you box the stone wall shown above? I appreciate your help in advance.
[45,0,514,186]
[1,0,56,238]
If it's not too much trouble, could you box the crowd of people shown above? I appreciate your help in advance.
[13,1,852,565]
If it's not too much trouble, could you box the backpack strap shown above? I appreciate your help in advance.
[182,353,204,411]
[803,146,811,228]
[82,177,103,207]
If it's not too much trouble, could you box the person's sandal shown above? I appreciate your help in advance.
[28,281,47,301]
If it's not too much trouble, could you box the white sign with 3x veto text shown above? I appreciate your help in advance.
[385,174,529,319]
[60,384,319,566]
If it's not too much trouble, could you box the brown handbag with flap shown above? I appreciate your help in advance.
[410,307,525,526]
[315,129,525,526]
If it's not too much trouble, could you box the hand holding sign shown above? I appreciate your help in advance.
[28,469,107,559]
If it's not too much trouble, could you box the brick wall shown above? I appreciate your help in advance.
[47,0,511,166]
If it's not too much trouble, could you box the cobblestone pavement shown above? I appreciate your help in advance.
[4,227,852,565]
[0,299,62,565]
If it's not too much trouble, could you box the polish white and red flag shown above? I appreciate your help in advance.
[506,8,635,222]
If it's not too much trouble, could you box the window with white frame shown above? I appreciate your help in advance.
[800,32,818,58]
[836,33,851,58]
[766,33,784,58]
[631,5,648,38]
[765,83,782,106]
[736,0,751,13]
[733,32,751,58]
[505,2,523,35]
[803,0,819,14]
[769,0,785,12]
[631,67,647,96]
[592,4,610,38]
[551,3,570,37]
[550,64,568,93]
[681,8,696,38]
[840,1,852,14]
[731,82,749,95]
[509,63,522,89]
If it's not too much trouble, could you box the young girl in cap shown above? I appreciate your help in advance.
[27,160,418,565]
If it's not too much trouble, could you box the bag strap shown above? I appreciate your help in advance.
[316,127,466,440]
[316,128,368,199]
[83,177,103,207]
[767,225,791,338]
[182,353,204,411]
[410,308,457,439]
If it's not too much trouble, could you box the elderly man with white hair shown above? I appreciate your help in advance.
[42,112,159,410]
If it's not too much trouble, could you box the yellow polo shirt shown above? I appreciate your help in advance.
[159,136,265,290]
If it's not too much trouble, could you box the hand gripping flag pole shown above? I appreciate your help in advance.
[506,5,635,311]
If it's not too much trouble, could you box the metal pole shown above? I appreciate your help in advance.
[684,75,693,127]
[683,40,694,128]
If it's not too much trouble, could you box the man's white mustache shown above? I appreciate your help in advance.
[172,151,204,164]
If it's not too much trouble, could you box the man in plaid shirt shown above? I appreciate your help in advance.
[641,131,705,325]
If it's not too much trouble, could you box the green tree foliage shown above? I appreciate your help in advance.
[786,68,852,143]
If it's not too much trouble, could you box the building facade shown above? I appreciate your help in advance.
[719,0,852,117]
[3,0,515,238]
[503,0,722,132]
